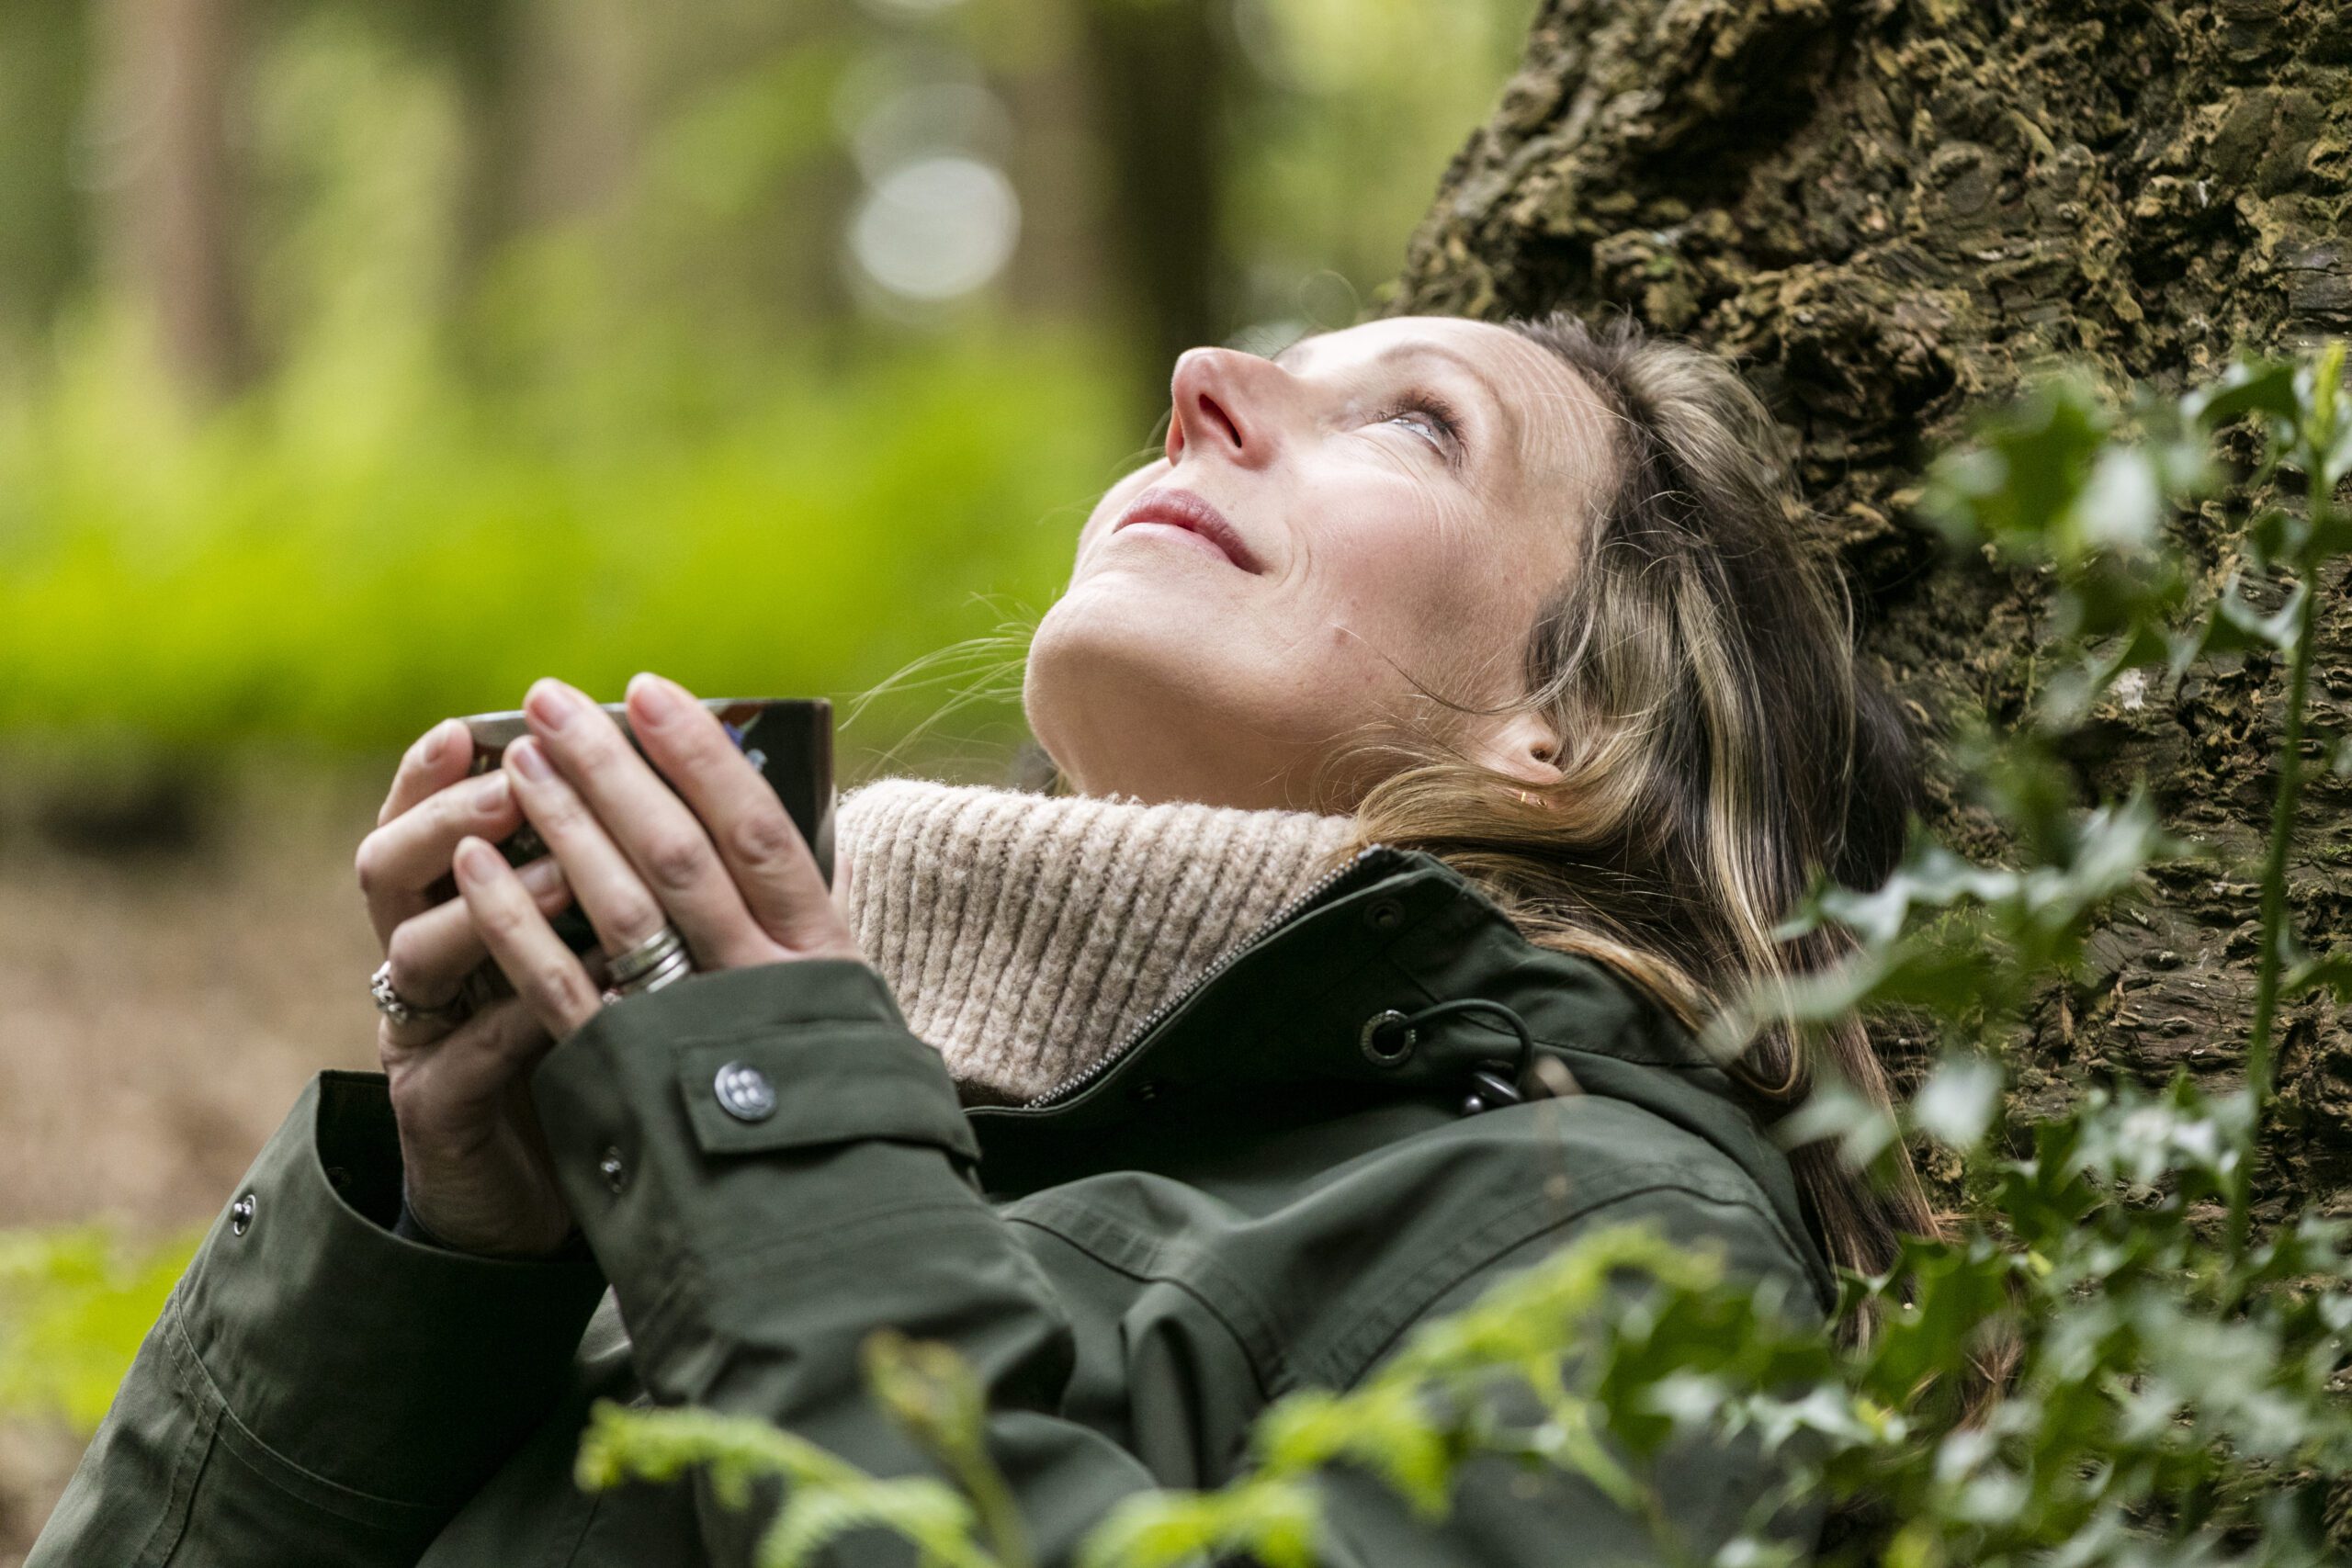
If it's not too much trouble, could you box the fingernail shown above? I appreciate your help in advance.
[526,679,582,731]
[453,838,497,881]
[424,719,458,763]
[478,770,514,811]
[518,854,567,893]
[629,671,679,722]
[505,739,552,782]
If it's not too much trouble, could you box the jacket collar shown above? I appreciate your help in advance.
[966,847,1837,1310]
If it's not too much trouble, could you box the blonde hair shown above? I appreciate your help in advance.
[1005,309,1944,1346]
[1328,310,1939,1345]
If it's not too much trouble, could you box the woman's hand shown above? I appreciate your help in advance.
[357,719,582,1258]
[451,673,861,1043]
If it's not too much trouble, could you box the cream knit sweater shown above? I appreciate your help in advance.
[831,777,1362,1104]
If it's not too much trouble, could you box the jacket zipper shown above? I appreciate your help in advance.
[1015,842,1409,1111]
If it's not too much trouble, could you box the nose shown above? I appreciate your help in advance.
[1165,347,1279,470]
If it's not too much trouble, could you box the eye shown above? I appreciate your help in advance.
[1374,390,1464,464]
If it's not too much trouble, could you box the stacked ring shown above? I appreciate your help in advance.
[369,961,471,1031]
[600,923,695,1005]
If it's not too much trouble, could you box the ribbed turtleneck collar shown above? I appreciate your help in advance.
[831,778,1361,1105]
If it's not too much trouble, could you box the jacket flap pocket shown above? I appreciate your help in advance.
[673,1024,978,1162]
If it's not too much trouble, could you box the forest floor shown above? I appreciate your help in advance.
[0,759,386,1563]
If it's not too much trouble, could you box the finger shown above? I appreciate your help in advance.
[453,836,603,1040]
[382,852,571,1018]
[520,679,771,967]
[626,673,848,956]
[382,997,553,1112]
[502,737,681,962]
[356,769,525,944]
[378,719,473,829]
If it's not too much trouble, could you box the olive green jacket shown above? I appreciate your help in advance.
[30,846,1834,1566]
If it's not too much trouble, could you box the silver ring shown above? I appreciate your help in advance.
[600,924,695,1006]
[601,948,695,1006]
[370,960,469,1030]
[605,923,691,989]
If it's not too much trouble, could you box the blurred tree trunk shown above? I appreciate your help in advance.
[413,0,635,297]
[0,0,96,354]
[1079,0,1235,421]
[1002,29,1117,339]
[424,0,526,280]
[97,0,253,399]
[1387,0,2352,1213]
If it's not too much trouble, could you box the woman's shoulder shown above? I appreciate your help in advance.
[1329,1089,1822,1293]
[1236,1095,1826,1389]
[1006,1090,1825,1396]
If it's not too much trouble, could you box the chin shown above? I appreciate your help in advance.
[1031,577,1234,706]
[1023,595,1292,808]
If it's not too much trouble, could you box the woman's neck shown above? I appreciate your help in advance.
[832,777,1360,1104]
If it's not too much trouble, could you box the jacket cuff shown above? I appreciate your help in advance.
[174,1071,609,1511]
[529,961,978,1298]
[392,1172,594,1262]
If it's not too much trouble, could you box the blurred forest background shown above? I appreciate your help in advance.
[0,0,1535,1551]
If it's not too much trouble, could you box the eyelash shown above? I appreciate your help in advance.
[1375,390,1464,465]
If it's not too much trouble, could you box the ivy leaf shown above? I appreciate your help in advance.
[1910,1056,2005,1153]
[2283,949,2352,1002]
[2244,504,2302,571]
[2072,446,2165,554]
[1918,375,2110,560]
[2202,580,2307,656]
[1774,1080,1898,1172]
[2183,358,2300,431]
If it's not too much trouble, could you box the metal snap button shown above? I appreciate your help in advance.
[1360,1010,1418,1066]
[1365,897,1405,931]
[714,1061,777,1122]
[229,1192,256,1236]
[598,1146,628,1193]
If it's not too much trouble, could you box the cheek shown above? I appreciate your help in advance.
[1306,495,1486,637]
[1295,504,1528,706]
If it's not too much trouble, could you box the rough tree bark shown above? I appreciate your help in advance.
[1385,0,2352,1219]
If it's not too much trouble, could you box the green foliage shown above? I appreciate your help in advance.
[0,1227,196,1433]
[574,347,2352,1566]
[0,309,1123,756]
[6,343,2337,1562]
[0,0,1544,766]
[577,1401,999,1568]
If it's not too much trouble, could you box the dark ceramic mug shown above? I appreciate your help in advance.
[460,696,834,957]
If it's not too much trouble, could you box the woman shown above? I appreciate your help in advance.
[31,310,1929,1566]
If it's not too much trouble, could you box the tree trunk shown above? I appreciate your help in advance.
[1386,0,2352,1217]
[0,0,97,357]
[96,0,253,400]
[1079,0,1236,423]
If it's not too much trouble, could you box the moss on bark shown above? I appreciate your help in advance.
[1385,0,2352,1217]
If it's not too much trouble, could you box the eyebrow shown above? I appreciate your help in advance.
[1271,336,1520,458]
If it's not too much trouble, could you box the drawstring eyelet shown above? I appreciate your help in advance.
[1361,998,1556,1115]
[1360,1010,1419,1066]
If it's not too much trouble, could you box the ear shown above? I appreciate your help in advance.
[1476,709,1565,787]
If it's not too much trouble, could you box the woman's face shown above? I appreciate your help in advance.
[1025,315,1610,811]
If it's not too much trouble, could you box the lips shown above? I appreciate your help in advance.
[1112,486,1263,573]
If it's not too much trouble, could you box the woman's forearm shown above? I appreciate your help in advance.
[27,1072,605,1568]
